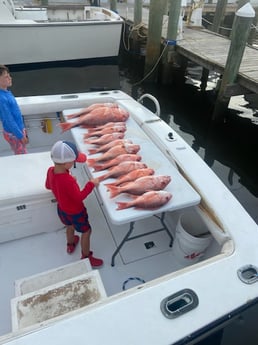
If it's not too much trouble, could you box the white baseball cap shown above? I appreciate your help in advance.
[51,140,87,163]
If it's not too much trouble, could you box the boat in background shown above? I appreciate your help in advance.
[0,0,123,66]
[0,90,258,344]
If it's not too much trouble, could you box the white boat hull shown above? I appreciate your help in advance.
[0,3,123,65]
[0,90,258,344]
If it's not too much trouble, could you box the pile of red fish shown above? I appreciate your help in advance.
[62,103,173,210]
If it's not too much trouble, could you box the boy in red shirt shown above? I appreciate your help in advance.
[45,140,103,268]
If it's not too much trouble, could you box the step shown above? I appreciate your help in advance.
[11,269,106,331]
[15,259,92,296]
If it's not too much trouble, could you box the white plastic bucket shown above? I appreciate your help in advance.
[172,210,212,266]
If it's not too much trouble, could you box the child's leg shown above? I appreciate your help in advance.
[3,131,27,154]
[66,225,79,254]
[66,225,75,244]
[81,229,103,267]
[81,229,91,257]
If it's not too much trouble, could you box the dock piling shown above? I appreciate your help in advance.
[212,3,255,123]
[160,0,183,84]
[144,0,167,82]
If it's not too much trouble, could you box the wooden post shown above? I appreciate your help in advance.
[229,0,249,39]
[200,68,209,92]
[160,0,182,84]
[238,1,258,46]
[248,7,258,45]
[237,0,249,9]
[212,3,255,123]
[211,0,227,33]
[131,0,143,57]
[167,0,182,39]
[144,0,167,82]
[134,0,143,26]
[110,0,117,12]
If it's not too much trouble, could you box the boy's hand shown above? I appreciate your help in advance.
[91,178,100,187]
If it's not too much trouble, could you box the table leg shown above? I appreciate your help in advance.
[111,221,135,266]
[160,212,173,247]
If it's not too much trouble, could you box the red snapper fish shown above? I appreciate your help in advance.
[116,191,172,210]
[84,132,125,145]
[107,175,171,198]
[105,168,155,187]
[88,139,133,155]
[83,124,126,139]
[98,162,147,182]
[59,107,129,132]
[93,154,142,172]
[87,144,140,166]
[66,103,118,119]
[85,122,126,131]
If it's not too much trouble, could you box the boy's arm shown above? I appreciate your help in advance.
[0,102,24,139]
[80,179,97,200]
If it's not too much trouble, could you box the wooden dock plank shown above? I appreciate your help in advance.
[176,27,258,94]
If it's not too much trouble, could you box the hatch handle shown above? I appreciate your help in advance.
[160,288,199,319]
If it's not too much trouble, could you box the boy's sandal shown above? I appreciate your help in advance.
[67,235,80,254]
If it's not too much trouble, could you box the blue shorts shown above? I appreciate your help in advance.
[57,206,91,233]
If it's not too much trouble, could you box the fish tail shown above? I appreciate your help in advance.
[66,113,79,119]
[116,202,130,210]
[87,158,96,167]
[108,185,120,198]
[58,122,73,132]
[98,174,108,182]
[93,164,105,172]
[84,133,94,139]
[104,183,115,189]
[88,148,98,155]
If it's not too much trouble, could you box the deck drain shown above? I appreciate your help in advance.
[237,265,258,284]
[144,241,155,249]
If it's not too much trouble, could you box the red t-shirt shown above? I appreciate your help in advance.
[45,167,95,214]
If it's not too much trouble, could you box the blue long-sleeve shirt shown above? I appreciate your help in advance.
[0,89,24,139]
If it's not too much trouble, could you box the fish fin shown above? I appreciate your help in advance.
[104,183,115,189]
[93,164,105,172]
[84,133,98,139]
[126,194,138,199]
[98,174,108,182]
[84,139,92,144]
[58,122,73,132]
[116,202,129,210]
[81,124,96,129]
[107,185,120,198]
[87,158,96,167]
[66,113,79,119]
[88,148,98,155]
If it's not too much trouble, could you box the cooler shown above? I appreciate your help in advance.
[0,152,63,243]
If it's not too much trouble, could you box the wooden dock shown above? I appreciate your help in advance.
[117,2,258,95]
[176,27,258,95]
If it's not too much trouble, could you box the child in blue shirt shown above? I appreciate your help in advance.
[0,64,28,154]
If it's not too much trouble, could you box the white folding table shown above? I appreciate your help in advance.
[62,109,201,265]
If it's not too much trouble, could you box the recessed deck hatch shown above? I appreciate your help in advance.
[237,265,258,284]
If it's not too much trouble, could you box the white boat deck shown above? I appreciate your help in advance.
[0,161,214,335]
[0,134,219,337]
